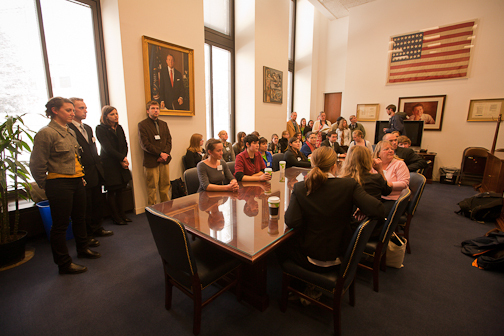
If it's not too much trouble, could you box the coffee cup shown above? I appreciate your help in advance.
[268,196,280,218]
[279,160,286,172]
[265,167,272,176]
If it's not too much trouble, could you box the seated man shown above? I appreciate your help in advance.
[321,131,346,158]
[300,131,317,158]
[383,133,427,172]
[397,135,411,148]
[234,134,272,182]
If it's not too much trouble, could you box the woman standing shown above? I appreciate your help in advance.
[335,118,351,151]
[312,112,332,147]
[96,106,132,226]
[284,137,311,168]
[299,118,308,141]
[307,120,314,133]
[233,131,246,156]
[185,133,205,169]
[284,146,384,272]
[30,97,100,275]
[218,130,235,162]
[348,130,373,153]
[197,139,239,192]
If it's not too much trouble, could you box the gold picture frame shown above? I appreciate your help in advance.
[142,36,195,116]
[467,98,504,121]
[356,104,379,121]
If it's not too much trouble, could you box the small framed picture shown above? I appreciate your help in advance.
[356,104,379,121]
[467,99,504,121]
[398,95,446,131]
[263,66,283,104]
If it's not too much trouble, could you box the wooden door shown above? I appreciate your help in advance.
[324,92,342,124]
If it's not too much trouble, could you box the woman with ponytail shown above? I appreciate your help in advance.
[284,146,384,273]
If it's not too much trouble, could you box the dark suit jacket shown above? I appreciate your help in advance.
[320,139,346,154]
[68,122,105,189]
[285,177,384,261]
[159,66,185,110]
[395,147,427,172]
[138,117,172,168]
[95,123,131,188]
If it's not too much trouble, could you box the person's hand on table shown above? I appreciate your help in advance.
[260,173,271,181]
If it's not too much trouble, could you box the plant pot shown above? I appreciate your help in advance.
[0,231,28,267]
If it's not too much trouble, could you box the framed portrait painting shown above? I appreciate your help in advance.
[263,66,283,104]
[142,36,195,116]
[398,95,446,131]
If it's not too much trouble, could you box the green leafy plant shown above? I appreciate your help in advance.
[0,114,34,244]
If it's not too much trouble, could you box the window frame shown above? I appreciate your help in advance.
[287,0,297,114]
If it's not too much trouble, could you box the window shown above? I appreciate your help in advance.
[287,0,296,115]
[0,0,107,143]
[203,0,235,141]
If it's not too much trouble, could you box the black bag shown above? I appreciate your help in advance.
[171,178,187,199]
[461,230,504,271]
[456,192,503,222]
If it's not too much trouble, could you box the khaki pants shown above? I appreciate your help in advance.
[144,164,171,205]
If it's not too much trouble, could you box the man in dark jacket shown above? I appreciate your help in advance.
[383,133,427,172]
[321,131,346,158]
[138,101,172,205]
[68,98,113,245]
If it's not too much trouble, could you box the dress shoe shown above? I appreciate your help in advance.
[77,249,101,259]
[94,228,114,237]
[89,238,100,247]
[112,218,127,225]
[59,263,88,274]
[121,215,132,222]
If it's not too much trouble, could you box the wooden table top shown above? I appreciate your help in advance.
[148,167,311,263]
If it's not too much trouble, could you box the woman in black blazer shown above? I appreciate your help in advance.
[96,106,132,225]
[284,137,311,169]
[284,146,384,273]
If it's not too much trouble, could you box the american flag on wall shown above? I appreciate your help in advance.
[387,20,477,84]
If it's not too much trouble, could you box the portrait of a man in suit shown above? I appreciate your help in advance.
[159,53,186,110]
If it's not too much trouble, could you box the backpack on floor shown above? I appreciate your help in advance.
[171,178,187,199]
[461,230,504,271]
[456,192,503,222]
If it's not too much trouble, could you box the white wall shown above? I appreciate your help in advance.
[314,0,504,179]
[101,0,206,213]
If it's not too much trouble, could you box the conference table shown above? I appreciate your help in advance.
[148,167,311,311]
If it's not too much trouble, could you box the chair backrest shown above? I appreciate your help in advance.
[145,208,197,287]
[227,161,235,175]
[379,188,411,244]
[272,153,285,171]
[182,155,188,171]
[407,173,427,216]
[184,167,200,195]
[463,147,488,158]
[339,218,378,289]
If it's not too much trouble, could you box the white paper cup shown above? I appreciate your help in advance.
[279,160,286,172]
[265,167,272,175]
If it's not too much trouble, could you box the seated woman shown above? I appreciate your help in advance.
[373,140,410,214]
[185,133,205,170]
[218,130,235,162]
[234,134,272,182]
[267,133,280,154]
[197,138,239,192]
[300,131,317,158]
[279,130,290,153]
[233,131,246,156]
[284,146,384,272]
[348,130,373,153]
[284,137,312,169]
[259,137,273,169]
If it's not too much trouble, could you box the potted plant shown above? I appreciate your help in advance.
[0,114,34,267]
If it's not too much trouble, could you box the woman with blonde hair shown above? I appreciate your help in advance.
[335,117,351,150]
[185,133,205,170]
[284,146,384,272]
[348,130,373,152]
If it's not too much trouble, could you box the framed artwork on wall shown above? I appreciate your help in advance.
[142,36,195,116]
[398,95,446,131]
[356,104,379,121]
[467,99,504,121]
[263,66,283,104]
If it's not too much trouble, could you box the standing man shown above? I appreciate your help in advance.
[348,115,366,138]
[287,111,300,138]
[138,101,172,205]
[159,54,185,110]
[321,131,346,158]
[68,98,113,246]
[383,104,405,135]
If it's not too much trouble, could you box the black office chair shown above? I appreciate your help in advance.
[280,218,377,336]
[184,167,199,195]
[272,153,284,171]
[146,208,242,335]
[396,173,426,254]
[226,161,235,175]
[358,188,410,292]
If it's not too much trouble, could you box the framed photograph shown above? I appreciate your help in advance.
[263,66,283,104]
[356,104,379,121]
[142,36,195,116]
[398,95,446,131]
[467,99,504,121]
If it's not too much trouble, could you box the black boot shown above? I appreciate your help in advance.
[115,189,132,222]
[107,190,126,225]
